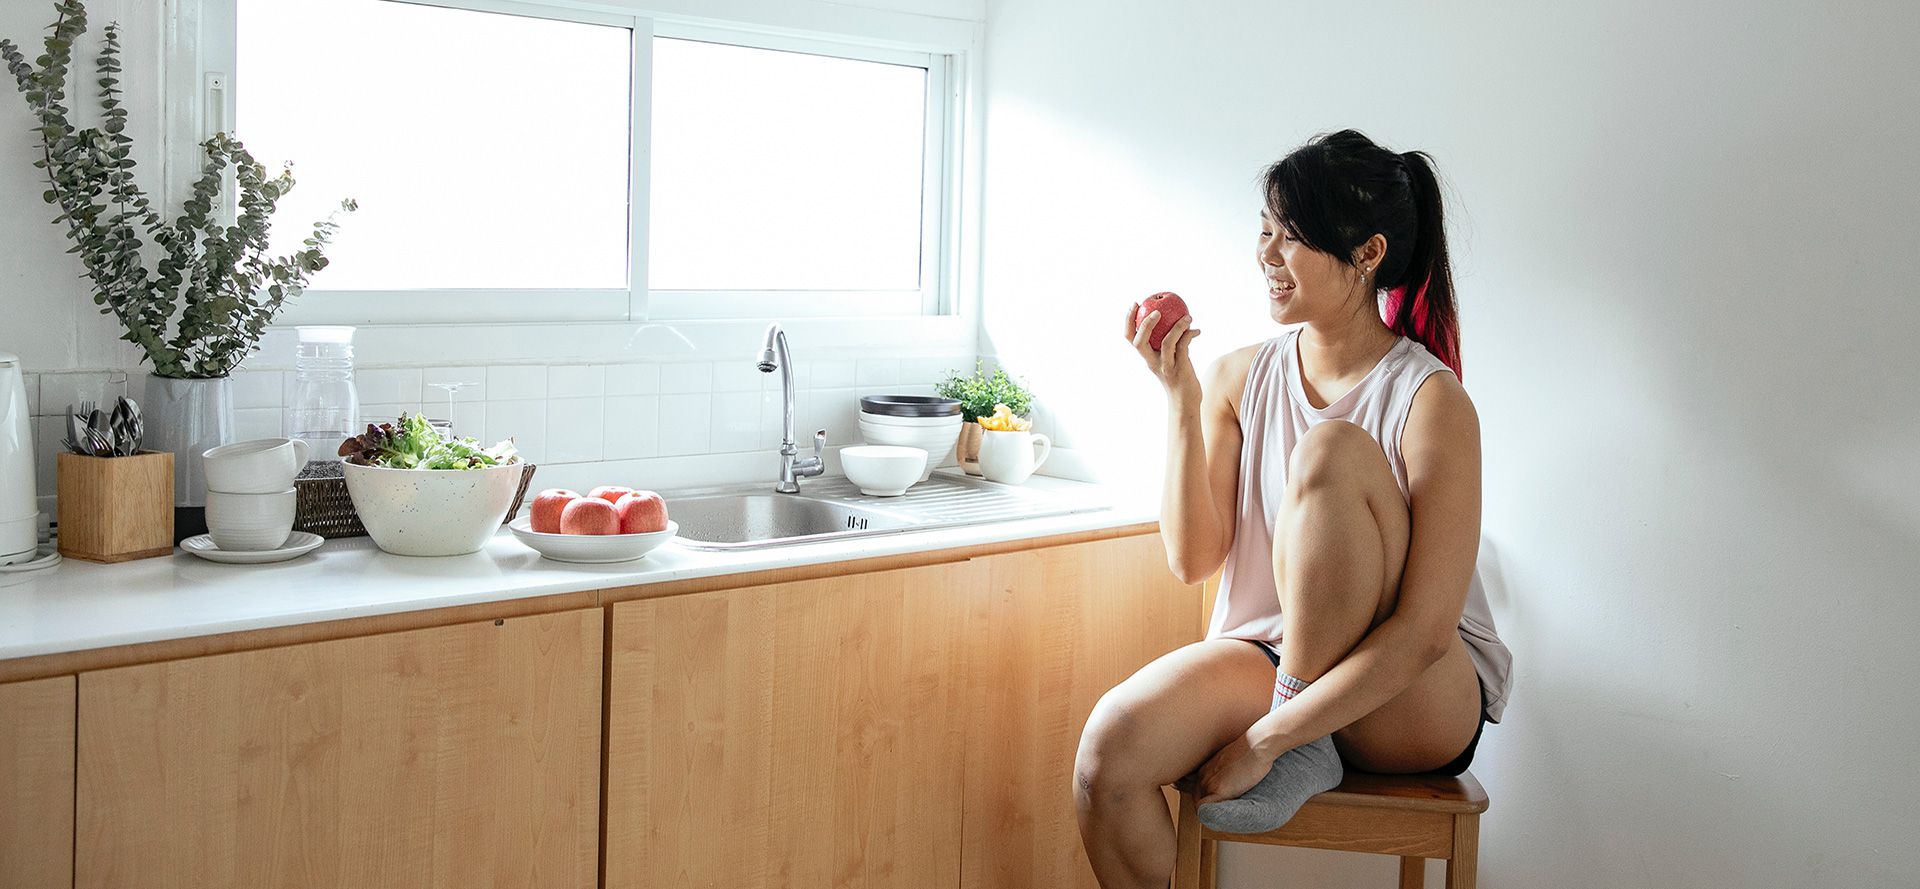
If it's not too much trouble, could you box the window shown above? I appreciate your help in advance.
[207,0,960,325]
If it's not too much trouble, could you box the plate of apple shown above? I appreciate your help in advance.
[508,486,677,563]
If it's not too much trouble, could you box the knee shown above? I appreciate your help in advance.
[1073,695,1153,812]
[1287,420,1380,494]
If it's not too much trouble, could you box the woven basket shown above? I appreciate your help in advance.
[293,461,538,540]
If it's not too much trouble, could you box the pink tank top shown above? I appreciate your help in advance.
[1206,329,1513,723]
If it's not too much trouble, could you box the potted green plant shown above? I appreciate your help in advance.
[3,0,354,525]
[935,360,1034,476]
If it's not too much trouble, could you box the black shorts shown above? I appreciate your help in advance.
[1247,639,1486,777]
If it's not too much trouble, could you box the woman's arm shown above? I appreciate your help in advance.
[1123,300,1250,585]
[1246,371,1483,755]
[1159,354,1247,583]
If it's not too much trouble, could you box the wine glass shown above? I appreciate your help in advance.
[425,380,478,439]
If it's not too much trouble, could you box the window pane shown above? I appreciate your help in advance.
[648,38,926,292]
[237,0,631,290]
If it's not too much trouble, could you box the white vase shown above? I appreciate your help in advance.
[142,374,234,509]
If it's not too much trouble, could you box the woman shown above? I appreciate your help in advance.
[1075,129,1513,887]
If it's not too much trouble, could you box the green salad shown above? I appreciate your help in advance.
[338,412,520,469]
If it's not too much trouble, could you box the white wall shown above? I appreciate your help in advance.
[978,0,1920,886]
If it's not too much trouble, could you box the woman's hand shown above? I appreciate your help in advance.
[1125,301,1203,401]
[1183,732,1276,805]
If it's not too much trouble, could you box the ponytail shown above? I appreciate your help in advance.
[1381,150,1461,378]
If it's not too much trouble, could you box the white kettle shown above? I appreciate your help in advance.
[0,351,37,565]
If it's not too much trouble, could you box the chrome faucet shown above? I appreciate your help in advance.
[756,323,825,493]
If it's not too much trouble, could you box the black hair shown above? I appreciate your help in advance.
[1261,129,1461,377]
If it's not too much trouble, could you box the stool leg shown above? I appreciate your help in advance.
[1445,814,1479,889]
[1398,857,1424,888]
[1173,790,1203,889]
[1200,839,1218,888]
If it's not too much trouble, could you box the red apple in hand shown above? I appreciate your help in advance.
[589,485,636,504]
[531,488,581,533]
[560,497,621,535]
[614,491,669,534]
[1135,292,1191,350]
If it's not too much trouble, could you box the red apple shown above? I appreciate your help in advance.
[589,485,636,504]
[1135,292,1191,350]
[614,491,669,534]
[531,488,581,533]
[560,497,621,535]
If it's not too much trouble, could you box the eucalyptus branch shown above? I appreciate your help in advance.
[2,0,354,379]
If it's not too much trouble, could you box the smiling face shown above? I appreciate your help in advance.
[1256,208,1384,326]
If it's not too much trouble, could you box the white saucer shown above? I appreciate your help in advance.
[179,531,325,564]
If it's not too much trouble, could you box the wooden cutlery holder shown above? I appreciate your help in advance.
[57,451,175,562]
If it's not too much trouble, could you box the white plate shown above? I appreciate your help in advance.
[508,516,678,563]
[179,531,325,564]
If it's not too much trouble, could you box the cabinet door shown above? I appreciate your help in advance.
[960,532,1204,889]
[76,609,603,889]
[1,675,76,889]
[605,560,978,889]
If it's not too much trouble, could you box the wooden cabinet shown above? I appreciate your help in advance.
[959,532,1205,889]
[605,559,981,888]
[1,676,75,889]
[603,531,1203,889]
[74,608,603,889]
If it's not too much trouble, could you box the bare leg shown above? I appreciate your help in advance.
[1191,421,1412,834]
[1272,420,1411,685]
[1073,639,1274,888]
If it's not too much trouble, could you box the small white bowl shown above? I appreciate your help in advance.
[509,516,678,563]
[841,445,928,496]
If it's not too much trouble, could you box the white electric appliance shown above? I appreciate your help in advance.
[0,351,38,565]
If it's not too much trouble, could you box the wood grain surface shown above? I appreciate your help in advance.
[74,609,603,889]
[604,559,979,888]
[0,675,75,889]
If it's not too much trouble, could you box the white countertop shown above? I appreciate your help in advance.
[0,470,1159,662]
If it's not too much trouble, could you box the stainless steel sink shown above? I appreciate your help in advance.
[664,471,1108,550]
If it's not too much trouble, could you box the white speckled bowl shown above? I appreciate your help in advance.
[342,461,524,556]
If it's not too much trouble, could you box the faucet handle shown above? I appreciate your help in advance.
[812,428,826,458]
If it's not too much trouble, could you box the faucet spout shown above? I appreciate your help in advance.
[755,323,824,493]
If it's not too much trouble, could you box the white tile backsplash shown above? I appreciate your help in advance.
[487,399,547,464]
[233,408,283,442]
[711,362,764,393]
[231,370,282,410]
[547,365,605,399]
[659,362,712,394]
[357,368,424,405]
[603,396,659,460]
[656,393,711,455]
[855,358,900,386]
[20,352,981,493]
[601,363,659,396]
[710,392,763,453]
[22,372,39,415]
[34,415,60,494]
[487,365,548,401]
[545,397,604,464]
[810,359,855,389]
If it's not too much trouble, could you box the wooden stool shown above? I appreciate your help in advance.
[1172,770,1488,888]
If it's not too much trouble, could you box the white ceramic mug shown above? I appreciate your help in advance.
[978,430,1052,485]
[202,438,310,494]
[204,489,296,551]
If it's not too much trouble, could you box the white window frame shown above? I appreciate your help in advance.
[176,0,970,330]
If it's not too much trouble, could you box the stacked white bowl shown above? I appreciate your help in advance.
[201,438,309,551]
[857,395,962,484]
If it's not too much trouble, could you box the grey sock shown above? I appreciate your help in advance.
[1196,665,1344,834]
